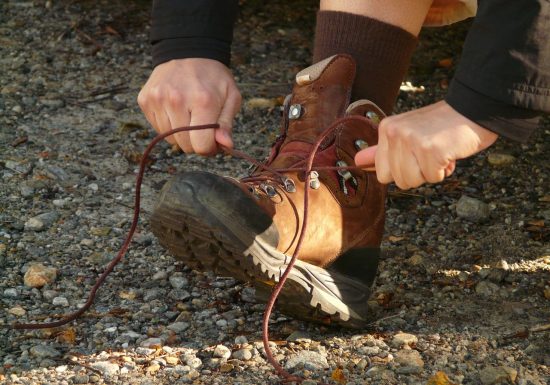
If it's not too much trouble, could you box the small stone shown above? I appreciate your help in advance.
[216,319,228,328]
[487,153,515,166]
[135,347,156,356]
[24,264,57,288]
[479,366,517,385]
[88,183,99,192]
[90,361,119,376]
[408,254,424,266]
[167,322,190,333]
[52,296,69,307]
[475,281,500,297]
[79,238,94,247]
[284,351,329,371]
[213,344,231,359]
[169,273,188,289]
[40,99,65,108]
[71,374,89,384]
[24,212,59,231]
[394,349,424,374]
[391,332,418,348]
[234,335,248,345]
[166,356,179,365]
[232,349,253,361]
[286,330,311,342]
[30,345,61,359]
[42,289,58,300]
[152,270,167,280]
[456,195,489,222]
[8,306,26,316]
[240,287,256,303]
[141,338,163,348]
[544,287,550,300]
[3,288,18,298]
[146,363,161,373]
[89,226,111,236]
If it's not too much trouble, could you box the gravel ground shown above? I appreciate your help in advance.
[1,1,549,384]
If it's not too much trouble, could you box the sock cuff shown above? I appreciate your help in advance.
[314,11,418,66]
[313,11,419,113]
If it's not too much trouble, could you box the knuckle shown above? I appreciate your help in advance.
[167,90,184,107]
[193,90,214,107]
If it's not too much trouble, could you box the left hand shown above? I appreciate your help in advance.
[355,100,498,190]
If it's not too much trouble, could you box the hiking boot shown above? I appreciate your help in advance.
[150,54,386,327]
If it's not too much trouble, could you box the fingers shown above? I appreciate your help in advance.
[215,87,241,149]
[354,146,377,168]
[164,108,193,153]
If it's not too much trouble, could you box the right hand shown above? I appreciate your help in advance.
[137,58,242,155]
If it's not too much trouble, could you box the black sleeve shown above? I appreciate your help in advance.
[151,0,239,67]
[445,0,550,142]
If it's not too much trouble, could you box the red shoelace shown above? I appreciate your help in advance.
[12,117,372,384]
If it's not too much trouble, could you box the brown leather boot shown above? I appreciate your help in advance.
[150,55,386,327]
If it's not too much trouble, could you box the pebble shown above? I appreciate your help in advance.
[213,345,231,359]
[140,338,163,348]
[240,287,256,303]
[232,349,253,361]
[3,288,18,298]
[286,330,312,342]
[167,322,190,333]
[24,211,59,231]
[394,349,424,374]
[71,374,89,384]
[23,264,57,288]
[234,335,248,345]
[90,361,119,376]
[284,351,329,371]
[165,356,179,365]
[456,195,490,222]
[487,153,515,166]
[8,305,26,316]
[479,366,517,385]
[29,345,61,359]
[391,332,418,348]
[52,296,69,307]
[475,281,500,297]
[169,273,188,289]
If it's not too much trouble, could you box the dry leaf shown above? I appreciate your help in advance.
[527,220,545,227]
[426,371,457,385]
[331,367,346,384]
[56,327,76,344]
[438,58,453,68]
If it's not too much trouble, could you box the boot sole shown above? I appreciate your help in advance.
[150,176,373,328]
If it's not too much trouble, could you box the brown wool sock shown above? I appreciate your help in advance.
[313,11,418,115]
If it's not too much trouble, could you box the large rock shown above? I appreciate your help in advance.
[24,264,57,288]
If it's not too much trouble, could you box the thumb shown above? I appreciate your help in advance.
[354,145,377,168]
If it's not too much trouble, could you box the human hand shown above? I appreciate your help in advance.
[355,100,498,189]
[137,58,242,155]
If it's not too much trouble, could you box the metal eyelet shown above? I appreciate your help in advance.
[365,111,380,124]
[354,139,369,151]
[309,171,320,190]
[283,177,296,193]
[288,104,303,120]
[260,183,277,198]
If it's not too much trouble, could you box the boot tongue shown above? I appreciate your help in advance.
[272,55,356,168]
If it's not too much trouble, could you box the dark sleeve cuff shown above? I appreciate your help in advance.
[152,37,232,67]
[446,78,541,143]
